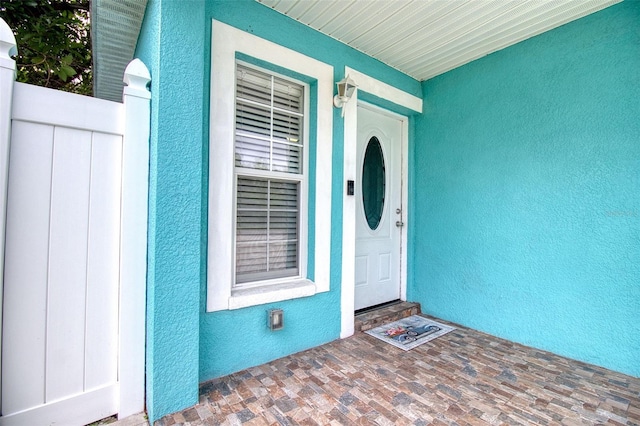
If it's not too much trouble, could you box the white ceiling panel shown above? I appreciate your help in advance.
[256,0,621,81]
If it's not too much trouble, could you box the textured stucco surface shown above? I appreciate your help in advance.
[198,0,420,385]
[411,1,640,377]
[136,0,640,421]
[136,0,206,421]
[137,0,420,421]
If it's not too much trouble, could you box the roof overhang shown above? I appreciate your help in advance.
[91,0,621,101]
[91,0,148,102]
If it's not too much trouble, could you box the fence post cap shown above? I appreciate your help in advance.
[123,58,150,95]
[0,17,18,61]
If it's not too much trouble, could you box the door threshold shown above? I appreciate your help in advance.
[355,299,401,316]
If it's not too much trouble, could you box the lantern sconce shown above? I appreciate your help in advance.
[333,75,357,117]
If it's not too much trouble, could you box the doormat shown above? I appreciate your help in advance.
[365,315,455,351]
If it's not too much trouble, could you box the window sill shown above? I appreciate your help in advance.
[228,279,316,310]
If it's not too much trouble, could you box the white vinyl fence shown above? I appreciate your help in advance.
[0,18,149,425]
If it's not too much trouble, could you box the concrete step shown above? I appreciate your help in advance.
[355,301,421,332]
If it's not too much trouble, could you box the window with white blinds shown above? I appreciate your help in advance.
[234,63,306,286]
[235,65,304,173]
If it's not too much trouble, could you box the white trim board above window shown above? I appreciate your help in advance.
[208,20,333,312]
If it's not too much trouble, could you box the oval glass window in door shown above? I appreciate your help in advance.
[362,136,386,230]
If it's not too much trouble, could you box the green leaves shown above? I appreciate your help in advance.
[0,0,92,95]
[57,55,77,81]
[57,65,76,82]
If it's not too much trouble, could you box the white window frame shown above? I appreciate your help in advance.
[208,20,333,312]
[233,63,309,287]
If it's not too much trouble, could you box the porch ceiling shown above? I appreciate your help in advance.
[255,0,620,81]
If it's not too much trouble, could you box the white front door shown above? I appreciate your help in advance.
[355,105,403,310]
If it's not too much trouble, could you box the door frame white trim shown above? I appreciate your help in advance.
[340,67,421,338]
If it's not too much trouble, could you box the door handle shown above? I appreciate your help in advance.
[395,221,404,227]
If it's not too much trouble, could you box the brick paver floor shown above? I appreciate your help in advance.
[155,315,640,425]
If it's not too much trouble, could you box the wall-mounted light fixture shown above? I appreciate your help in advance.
[268,309,284,331]
[333,75,357,117]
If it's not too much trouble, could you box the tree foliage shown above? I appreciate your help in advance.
[0,0,92,95]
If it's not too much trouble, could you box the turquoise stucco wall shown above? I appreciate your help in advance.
[136,0,639,420]
[199,0,419,384]
[136,0,206,421]
[411,1,640,377]
[136,0,419,421]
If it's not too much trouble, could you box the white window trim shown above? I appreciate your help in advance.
[208,20,333,312]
